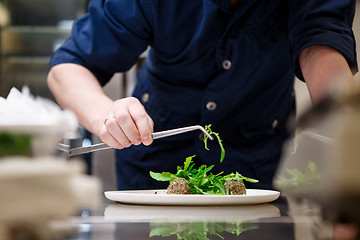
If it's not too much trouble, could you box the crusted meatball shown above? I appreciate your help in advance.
[167,178,191,194]
[223,180,246,195]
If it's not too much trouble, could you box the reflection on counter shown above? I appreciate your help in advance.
[62,201,292,240]
[50,197,360,240]
[104,203,280,222]
[149,221,258,239]
[103,203,278,240]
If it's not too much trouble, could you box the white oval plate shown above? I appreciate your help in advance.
[104,189,280,206]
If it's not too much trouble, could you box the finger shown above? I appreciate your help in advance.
[104,116,132,147]
[146,115,154,145]
[99,122,124,149]
[128,103,154,146]
[113,107,142,145]
[148,115,154,129]
[113,97,150,145]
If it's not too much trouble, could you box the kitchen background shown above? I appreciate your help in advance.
[0,0,359,191]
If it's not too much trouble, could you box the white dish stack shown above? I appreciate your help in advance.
[0,87,102,239]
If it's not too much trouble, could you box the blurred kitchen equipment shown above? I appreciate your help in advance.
[0,2,10,27]
[0,86,78,156]
[0,157,101,240]
[57,125,214,157]
[274,80,360,229]
[0,87,101,240]
[0,0,87,100]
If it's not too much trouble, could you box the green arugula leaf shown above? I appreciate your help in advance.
[149,171,176,182]
[184,155,195,171]
[204,124,225,163]
[223,172,259,183]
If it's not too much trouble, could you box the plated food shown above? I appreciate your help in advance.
[150,125,258,195]
[104,125,280,205]
[150,155,258,195]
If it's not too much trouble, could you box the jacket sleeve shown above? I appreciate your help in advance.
[288,0,358,81]
[49,0,152,85]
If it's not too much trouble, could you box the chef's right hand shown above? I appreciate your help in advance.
[99,97,154,149]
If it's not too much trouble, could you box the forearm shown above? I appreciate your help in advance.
[47,63,113,136]
[47,63,153,148]
[299,46,355,103]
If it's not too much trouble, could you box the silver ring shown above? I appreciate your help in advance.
[104,115,115,125]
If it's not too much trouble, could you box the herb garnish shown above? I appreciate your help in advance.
[150,123,258,195]
[204,124,225,163]
[150,155,258,195]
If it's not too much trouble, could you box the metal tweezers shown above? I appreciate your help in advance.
[57,125,213,157]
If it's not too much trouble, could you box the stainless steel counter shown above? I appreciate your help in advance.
[46,197,348,240]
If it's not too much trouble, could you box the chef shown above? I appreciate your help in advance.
[47,0,358,190]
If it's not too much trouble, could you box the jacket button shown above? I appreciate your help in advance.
[142,93,149,103]
[206,101,217,111]
[272,119,278,129]
[222,60,231,70]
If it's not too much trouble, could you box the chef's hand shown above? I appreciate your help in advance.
[99,97,154,149]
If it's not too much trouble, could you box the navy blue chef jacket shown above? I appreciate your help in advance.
[50,0,357,190]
